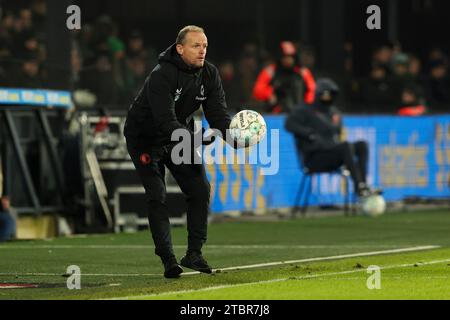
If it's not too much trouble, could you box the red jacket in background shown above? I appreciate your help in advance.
[253,64,316,114]
[398,105,427,116]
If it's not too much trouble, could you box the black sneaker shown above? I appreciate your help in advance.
[162,256,183,279]
[180,251,212,274]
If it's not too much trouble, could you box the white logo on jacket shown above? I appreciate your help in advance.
[196,84,206,101]
[174,88,182,102]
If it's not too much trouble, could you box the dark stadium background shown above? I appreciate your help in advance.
[0,0,448,234]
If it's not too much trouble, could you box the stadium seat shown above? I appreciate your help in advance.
[291,165,353,218]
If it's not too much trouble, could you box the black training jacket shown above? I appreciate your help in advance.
[124,43,232,147]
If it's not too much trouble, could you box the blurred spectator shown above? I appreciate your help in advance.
[372,45,394,73]
[428,47,447,62]
[126,29,158,71]
[30,0,47,37]
[343,41,354,75]
[341,41,361,111]
[9,8,35,56]
[0,11,14,51]
[424,58,450,112]
[253,41,316,114]
[398,84,427,116]
[76,24,96,66]
[71,41,83,86]
[92,15,126,91]
[359,63,396,113]
[122,29,158,103]
[390,53,411,106]
[78,54,120,107]
[299,45,316,72]
[0,62,7,85]
[391,53,409,78]
[19,8,33,31]
[408,54,422,79]
[107,23,126,61]
[0,12,14,82]
[285,78,379,197]
[0,196,16,242]
[407,53,426,90]
[15,31,44,61]
[11,53,45,88]
[122,56,148,103]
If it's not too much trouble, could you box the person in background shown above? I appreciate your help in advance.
[372,45,394,74]
[12,53,45,88]
[0,196,16,242]
[126,29,158,72]
[123,30,158,102]
[398,84,427,116]
[408,54,422,82]
[78,53,120,107]
[253,41,316,114]
[123,55,148,103]
[390,53,411,106]
[359,63,396,113]
[30,0,47,38]
[286,78,381,198]
[424,58,450,112]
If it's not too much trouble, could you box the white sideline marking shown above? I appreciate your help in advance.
[115,257,450,300]
[206,245,440,273]
[0,245,439,279]
[0,244,431,249]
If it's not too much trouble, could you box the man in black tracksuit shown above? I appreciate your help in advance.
[124,26,233,278]
[285,78,373,197]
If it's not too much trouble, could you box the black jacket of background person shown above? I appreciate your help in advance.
[285,80,342,158]
[285,105,341,157]
[124,44,232,148]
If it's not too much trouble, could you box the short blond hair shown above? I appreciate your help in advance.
[176,25,205,45]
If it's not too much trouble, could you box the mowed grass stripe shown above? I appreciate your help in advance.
[125,258,450,300]
[212,245,440,272]
[0,246,438,278]
[1,210,449,299]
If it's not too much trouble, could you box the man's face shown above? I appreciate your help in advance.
[176,32,208,68]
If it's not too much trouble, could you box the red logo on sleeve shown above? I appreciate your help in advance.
[140,153,151,165]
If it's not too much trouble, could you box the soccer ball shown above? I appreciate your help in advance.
[229,110,267,148]
[361,195,386,217]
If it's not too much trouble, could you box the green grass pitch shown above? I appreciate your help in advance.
[0,209,449,300]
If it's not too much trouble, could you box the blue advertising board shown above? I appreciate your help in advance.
[0,88,72,109]
[204,114,450,214]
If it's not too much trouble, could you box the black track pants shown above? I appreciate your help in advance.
[304,141,369,192]
[126,140,211,260]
